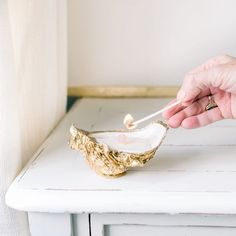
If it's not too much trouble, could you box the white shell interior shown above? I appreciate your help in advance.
[89,123,167,153]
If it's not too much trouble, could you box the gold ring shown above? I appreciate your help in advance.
[205,95,218,111]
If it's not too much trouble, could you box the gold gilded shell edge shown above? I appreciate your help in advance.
[68,121,168,178]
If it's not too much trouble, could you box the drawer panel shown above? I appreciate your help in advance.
[91,213,236,236]
[105,225,236,236]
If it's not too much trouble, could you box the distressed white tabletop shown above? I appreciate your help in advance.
[6,98,236,214]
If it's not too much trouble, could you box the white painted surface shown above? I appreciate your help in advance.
[28,213,71,236]
[91,214,236,236]
[68,0,236,86]
[105,225,236,236]
[6,98,236,214]
[73,214,90,236]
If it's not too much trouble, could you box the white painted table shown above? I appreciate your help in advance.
[6,98,236,236]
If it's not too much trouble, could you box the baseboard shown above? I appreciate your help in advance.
[68,86,179,98]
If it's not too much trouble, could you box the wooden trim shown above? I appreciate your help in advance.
[68,86,179,98]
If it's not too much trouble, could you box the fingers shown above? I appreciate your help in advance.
[163,89,212,120]
[166,96,210,128]
[181,108,223,129]
[164,55,236,129]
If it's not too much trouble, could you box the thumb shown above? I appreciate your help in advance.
[177,65,229,102]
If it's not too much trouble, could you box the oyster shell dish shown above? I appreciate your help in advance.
[69,121,168,178]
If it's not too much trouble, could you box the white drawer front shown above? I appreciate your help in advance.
[105,225,236,236]
[91,214,236,236]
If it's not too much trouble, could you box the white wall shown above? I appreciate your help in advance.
[68,0,236,86]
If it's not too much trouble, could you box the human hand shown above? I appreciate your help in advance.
[162,55,236,128]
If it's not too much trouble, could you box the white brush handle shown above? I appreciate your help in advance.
[132,100,181,126]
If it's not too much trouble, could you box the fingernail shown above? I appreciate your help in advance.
[177,90,186,101]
